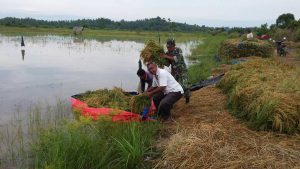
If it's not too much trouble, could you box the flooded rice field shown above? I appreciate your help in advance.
[0,35,197,123]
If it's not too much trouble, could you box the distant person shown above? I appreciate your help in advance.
[137,69,153,93]
[246,29,254,39]
[160,38,190,103]
[146,62,183,121]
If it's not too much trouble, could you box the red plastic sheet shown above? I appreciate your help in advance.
[71,98,155,122]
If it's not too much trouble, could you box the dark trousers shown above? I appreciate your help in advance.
[153,91,182,120]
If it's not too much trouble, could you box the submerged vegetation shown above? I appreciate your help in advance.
[0,25,202,42]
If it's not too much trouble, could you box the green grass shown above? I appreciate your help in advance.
[32,118,159,169]
[188,33,228,84]
[0,100,71,169]
[0,100,160,169]
[0,26,202,42]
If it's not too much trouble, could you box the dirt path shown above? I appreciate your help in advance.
[152,42,300,169]
[154,86,300,169]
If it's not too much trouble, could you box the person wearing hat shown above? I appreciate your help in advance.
[160,39,190,103]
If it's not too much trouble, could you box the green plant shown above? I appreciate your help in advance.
[32,120,159,169]
[188,34,227,83]
[295,28,300,42]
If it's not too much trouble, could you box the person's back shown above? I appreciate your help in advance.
[137,69,153,92]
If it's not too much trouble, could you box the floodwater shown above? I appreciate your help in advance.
[0,35,198,123]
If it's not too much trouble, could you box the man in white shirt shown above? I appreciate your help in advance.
[146,62,183,120]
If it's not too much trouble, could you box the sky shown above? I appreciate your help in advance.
[0,0,300,27]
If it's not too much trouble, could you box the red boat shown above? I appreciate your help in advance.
[71,94,156,122]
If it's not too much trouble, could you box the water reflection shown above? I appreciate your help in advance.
[0,34,199,123]
[21,49,25,61]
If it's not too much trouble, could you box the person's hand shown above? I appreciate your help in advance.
[160,53,166,58]
[145,92,152,98]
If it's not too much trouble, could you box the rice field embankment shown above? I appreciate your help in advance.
[218,57,300,133]
[153,40,300,169]
[154,86,300,169]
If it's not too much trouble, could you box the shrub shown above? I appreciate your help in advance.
[295,28,300,42]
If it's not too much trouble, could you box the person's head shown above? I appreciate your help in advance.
[147,62,158,75]
[166,38,176,52]
[247,29,252,34]
[137,69,146,80]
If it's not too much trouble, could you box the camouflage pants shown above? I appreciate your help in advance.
[173,71,191,103]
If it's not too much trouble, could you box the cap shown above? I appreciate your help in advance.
[166,38,175,47]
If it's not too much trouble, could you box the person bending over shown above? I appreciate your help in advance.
[137,68,153,93]
[146,62,183,120]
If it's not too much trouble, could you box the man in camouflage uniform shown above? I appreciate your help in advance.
[160,39,191,103]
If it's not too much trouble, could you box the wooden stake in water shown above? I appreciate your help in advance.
[21,36,25,47]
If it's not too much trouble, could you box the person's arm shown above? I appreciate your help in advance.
[146,70,168,98]
[146,86,166,98]
[160,53,175,60]
[147,79,153,90]
[146,86,156,92]
[140,80,145,93]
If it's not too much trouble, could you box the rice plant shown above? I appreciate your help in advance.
[218,57,300,133]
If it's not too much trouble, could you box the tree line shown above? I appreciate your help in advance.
[1,13,299,40]
[0,16,212,32]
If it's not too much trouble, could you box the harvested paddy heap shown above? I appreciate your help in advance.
[154,86,300,169]
[219,39,273,59]
[79,87,131,110]
[130,94,151,114]
[140,40,170,67]
[77,87,150,114]
[218,57,300,133]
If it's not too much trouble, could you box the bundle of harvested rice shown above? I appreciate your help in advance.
[218,57,300,133]
[79,87,131,110]
[155,86,300,169]
[219,38,273,59]
[130,94,151,114]
[140,40,170,67]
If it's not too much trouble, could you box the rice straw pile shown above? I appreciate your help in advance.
[154,86,300,169]
[140,40,170,68]
[79,87,131,110]
[218,57,300,133]
[219,39,273,59]
[129,94,151,114]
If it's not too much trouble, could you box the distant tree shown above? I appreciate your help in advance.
[276,13,295,29]
[256,23,269,36]
[0,17,213,32]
